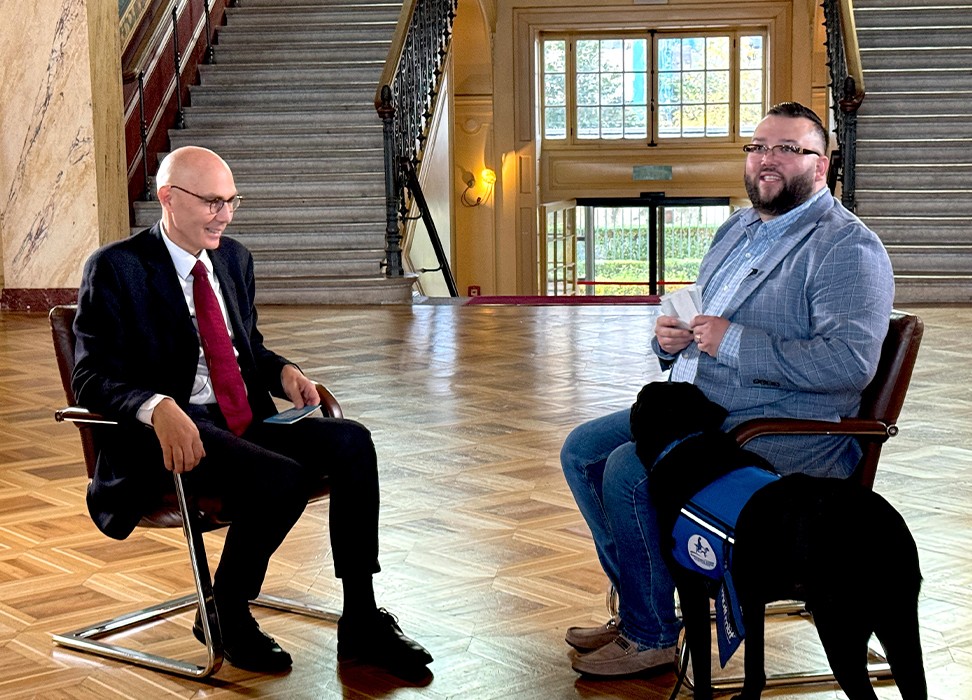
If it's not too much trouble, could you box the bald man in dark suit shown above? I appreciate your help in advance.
[73,146,431,675]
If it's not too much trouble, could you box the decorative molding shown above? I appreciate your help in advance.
[0,288,78,312]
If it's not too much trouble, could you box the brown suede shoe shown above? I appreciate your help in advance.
[565,617,620,652]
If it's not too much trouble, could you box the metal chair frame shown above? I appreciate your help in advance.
[49,304,342,678]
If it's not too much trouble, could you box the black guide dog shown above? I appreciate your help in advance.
[631,381,926,700]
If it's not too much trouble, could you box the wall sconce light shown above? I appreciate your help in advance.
[460,168,496,207]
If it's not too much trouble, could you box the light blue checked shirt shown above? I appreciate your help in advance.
[671,186,829,383]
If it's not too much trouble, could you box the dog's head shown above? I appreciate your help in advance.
[630,381,728,466]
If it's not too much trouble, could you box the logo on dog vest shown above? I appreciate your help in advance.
[687,534,717,571]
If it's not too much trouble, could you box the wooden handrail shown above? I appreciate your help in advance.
[839,0,866,104]
[122,1,182,83]
[374,0,419,109]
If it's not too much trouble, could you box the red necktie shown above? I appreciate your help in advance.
[192,260,252,435]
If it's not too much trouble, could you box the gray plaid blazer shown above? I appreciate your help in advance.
[657,190,894,478]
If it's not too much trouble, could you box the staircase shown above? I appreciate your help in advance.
[133,0,415,304]
[852,0,972,303]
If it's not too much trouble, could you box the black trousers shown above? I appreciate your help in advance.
[182,405,381,605]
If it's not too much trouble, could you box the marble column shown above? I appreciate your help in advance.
[0,0,127,311]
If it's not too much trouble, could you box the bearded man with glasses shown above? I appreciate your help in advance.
[561,102,894,677]
[73,146,432,676]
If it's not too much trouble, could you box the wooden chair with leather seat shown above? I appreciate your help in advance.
[49,304,342,678]
[673,309,925,695]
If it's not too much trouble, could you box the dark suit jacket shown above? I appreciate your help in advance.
[73,223,291,539]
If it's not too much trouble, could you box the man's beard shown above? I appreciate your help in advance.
[745,167,816,217]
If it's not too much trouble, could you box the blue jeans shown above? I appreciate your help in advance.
[561,408,681,650]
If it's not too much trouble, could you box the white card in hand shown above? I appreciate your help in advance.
[659,284,702,329]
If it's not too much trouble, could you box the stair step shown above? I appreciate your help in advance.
[213,42,390,64]
[857,26,972,49]
[887,245,972,273]
[216,23,397,43]
[255,275,416,305]
[197,64,383,86]
[183,106,378,130]
[237,231,385,250]
[856,189,972,217]
[257,257,383,277]
[863,68,972,93]
[225,6,402,25]
[859,215,969,245]
[859,46,972,71]
[860,91,972,116]
[168,130,383,151]
[856,137,972,165]
[233,0,394,5]
[856,164,972,190]
[855,0,972,7]
[212,153,385,175]
[854,5,972,28]
[893,276,972,304]
[189,85,376,107]
[857,114,972,140]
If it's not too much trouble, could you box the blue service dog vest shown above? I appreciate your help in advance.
[672,466,781,666]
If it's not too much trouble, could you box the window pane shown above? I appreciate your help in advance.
[625,39,647,72]
[738,35,764,136]
[658,105,681,136]
[600,39,623,71]
[544,40,565,72]
[572,37,649,142]
[740,35,763,69]
[658,73,681,105]
[740,69,763,104]
[655,33,751,139]
[577,40,599,72]
[624,106,648,138]
[601,106,624,138]
[706,37,730,69]
[577,73,599,105]
[683,104,705,137]
[706,71,729,103]
[739,103,762,136]
[682,71,705,104]
[601,72,623,105]
[544,74,566,106]
[706,104,729,136]
[625,73,647,105]
[658,38,680,71]
[682,38,705,70]
[577,106,600,139]
[545,107,567,139]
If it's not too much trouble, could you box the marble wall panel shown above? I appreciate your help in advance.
[0,0,101,291]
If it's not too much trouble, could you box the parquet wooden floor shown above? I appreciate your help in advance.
[0,302,968,699]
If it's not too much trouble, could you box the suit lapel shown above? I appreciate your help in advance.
[141,225,197,337]
[714,192,837,318]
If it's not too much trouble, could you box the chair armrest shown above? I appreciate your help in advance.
[56,384,343,426]
[730,417,895,448]
[314,382,343,420]
[54,406,118,425]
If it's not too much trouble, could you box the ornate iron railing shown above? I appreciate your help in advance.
[823,0,866,212]
[375,0,458,291]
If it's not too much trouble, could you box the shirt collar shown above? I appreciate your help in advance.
[740,185,829,242]
[159,223,213,281]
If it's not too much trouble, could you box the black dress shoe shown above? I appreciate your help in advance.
[193,609,292,673]
[337,608,433,671]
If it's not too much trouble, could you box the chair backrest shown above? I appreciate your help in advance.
[50,304,99,478]
[853,310,923,487]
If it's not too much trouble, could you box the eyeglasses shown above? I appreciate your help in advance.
[743,143,821,158]
[168,185,243,214]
